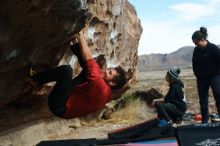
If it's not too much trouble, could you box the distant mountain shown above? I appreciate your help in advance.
[138,46,194,72]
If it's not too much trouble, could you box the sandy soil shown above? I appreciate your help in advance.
[0,101,155,146]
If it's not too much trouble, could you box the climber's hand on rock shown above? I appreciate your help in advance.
[70,36,78,45]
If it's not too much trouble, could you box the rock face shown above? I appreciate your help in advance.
[133,88,164,105]
[85,0,142,71]
[0,0,142,108]
[138,46,194,72]
[0,0,89,107]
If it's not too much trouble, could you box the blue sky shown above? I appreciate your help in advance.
[128,0,220,55]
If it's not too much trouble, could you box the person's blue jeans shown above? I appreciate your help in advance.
[197,75,220,123]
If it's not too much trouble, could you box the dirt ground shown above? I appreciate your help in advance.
[0,100,154,146]
[0,67,217,146]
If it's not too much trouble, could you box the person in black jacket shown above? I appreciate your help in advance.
[152,68,187,124]
[192,27,220,123]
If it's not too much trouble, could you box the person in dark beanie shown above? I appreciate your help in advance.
[192,27,220,123]
[152,68,187,124]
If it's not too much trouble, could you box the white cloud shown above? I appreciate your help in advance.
[209,0,220,6]
[169,3,215,21]
[135,0,220,55]
[169,0,220,21]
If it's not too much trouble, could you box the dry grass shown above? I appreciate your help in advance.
[111,100,155,122]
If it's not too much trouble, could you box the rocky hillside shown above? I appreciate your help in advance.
[138,44,220,72]
[138,46,194,72]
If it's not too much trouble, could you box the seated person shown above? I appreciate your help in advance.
[152,68,187,124]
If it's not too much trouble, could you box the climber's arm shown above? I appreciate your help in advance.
[77,31,93,61]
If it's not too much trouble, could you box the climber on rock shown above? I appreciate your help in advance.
[29,31,128,119]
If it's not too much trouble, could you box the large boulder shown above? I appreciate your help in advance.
[0,0,90,107]
[0,0,142,108]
